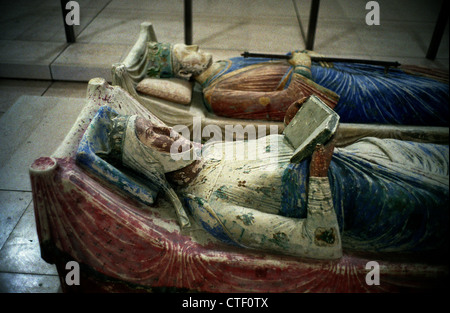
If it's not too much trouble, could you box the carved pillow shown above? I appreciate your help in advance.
[136,78,193,105]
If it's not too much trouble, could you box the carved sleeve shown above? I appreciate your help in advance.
[301,176,342,258]
[183,176,342,260]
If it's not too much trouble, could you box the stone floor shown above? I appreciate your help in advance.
[0,0,448,293]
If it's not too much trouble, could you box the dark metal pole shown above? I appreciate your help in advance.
[184,0,193,45]
[426,0,448,60]
[241,52,401,68]
[61,0,76,43]
[306,0,320,50]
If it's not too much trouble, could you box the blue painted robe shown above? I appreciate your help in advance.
[281,138,449,252]
[201,56,449,126]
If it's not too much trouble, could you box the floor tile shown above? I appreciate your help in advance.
[84,11,187,45]
[358,21,448,59]
[0,272,61,293]
[194,0,298,19]
[50,42,131,82]
[332,0,443,23]
[42,81,88,98]
[14,10,70,43]
[313,0,349,20]
[75,16,143,45]
[107,0,184,13]
[0,96,85,191]
[191,18,261,51]
[0,40,68,80]
[93,2,303,50]
[188,16,304,52]
[391,0,446,23]
[0,0,110,42]
[0,191,32,250]
[335,0,398,21]
[106,0,298,18]
[0,79,51,113]
[312,19,369,56]
[0,4,42,40]
[136,16,185,44]
[0,203,58,275]
[0,95,55,169]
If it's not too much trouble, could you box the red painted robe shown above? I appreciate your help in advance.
[201,59,339,121]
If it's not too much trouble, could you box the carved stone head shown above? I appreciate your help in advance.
[172,43,212,79]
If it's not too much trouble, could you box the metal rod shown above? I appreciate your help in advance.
[184,0,193,45]
[60,0,76,43]
[241,52,401,68]
[306,0,320,50]
[426,0,448,60]
[241,52,291,59]
[312,57,400,68]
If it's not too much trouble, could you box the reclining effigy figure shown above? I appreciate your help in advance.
[135,41,449,126]
[76,101,449,260]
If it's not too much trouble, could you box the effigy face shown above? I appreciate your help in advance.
[172,43,212,79]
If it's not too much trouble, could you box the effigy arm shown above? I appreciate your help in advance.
[309,133,337,178]
[182,189,342,259]
[288,51,313,79]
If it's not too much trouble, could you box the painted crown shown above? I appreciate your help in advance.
[146,42,173,78]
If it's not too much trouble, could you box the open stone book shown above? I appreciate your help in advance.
[283,95,340,163]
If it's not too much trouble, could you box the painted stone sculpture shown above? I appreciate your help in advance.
[136,41,448,126]
[31,79,449,292]
[76,101,449,260]
[112,22,449,147]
